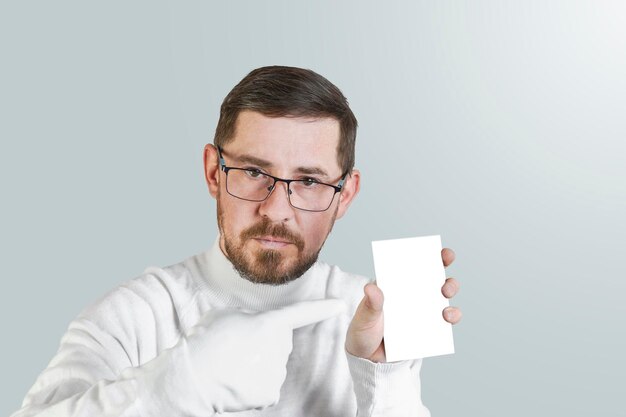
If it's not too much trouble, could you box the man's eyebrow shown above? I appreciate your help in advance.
[294,166,329,178]
[231,153,330,179]
[232,154,274,168]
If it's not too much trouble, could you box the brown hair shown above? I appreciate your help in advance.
[213,66,358,174]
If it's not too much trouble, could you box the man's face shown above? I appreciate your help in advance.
[205,110,358,285]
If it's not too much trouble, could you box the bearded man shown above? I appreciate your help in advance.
[12,66,462,417]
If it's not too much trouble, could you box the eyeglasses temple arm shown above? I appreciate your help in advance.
[216,146,227,171]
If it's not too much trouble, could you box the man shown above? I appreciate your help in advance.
[12,66,462,416]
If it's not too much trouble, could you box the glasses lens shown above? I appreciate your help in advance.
[289,180,337,211]
[226,169,273,201]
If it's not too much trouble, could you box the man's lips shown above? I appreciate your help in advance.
[252,236,294,247]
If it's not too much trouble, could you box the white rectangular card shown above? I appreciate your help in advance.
[372,235,454,361]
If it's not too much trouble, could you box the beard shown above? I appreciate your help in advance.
[216,192,338,285]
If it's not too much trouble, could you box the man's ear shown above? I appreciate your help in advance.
[203,144,220,199]
[335,168,361,220]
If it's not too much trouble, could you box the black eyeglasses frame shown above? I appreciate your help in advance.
[216,146,347,212]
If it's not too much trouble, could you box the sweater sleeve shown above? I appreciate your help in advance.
[346,351,431,417]
[10,272,217,417]
[10,317,217,417]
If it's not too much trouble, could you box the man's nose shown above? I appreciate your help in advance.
[258,180,295,222]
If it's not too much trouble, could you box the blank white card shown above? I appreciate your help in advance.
[372,235,454,361]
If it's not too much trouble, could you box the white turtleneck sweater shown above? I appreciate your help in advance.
[12,239,431,416]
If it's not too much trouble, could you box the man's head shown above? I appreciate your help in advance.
[204,66,360,285]
[214,66,358,176]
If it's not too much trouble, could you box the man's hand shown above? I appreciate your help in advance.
[184,299,346,413]
[345,247,462,363]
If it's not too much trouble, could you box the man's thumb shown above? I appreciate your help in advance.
[354,283,384,325]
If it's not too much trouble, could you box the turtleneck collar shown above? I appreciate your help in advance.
[196,236,327,312]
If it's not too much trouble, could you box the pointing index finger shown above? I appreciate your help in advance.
[267,299,347,330]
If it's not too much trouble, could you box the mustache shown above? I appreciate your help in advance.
[240,218,305,252]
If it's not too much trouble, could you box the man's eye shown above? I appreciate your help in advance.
[301,178,320,187]
[244,169,264,178]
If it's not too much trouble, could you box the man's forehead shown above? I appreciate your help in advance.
[226,111,342,174]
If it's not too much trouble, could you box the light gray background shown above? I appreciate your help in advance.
[1,1,624,416]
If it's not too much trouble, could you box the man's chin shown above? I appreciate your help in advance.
[237,262,301,286]
[239,249,317,286]
[247,250,299,285]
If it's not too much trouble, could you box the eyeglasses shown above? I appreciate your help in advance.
[217,146,347,212]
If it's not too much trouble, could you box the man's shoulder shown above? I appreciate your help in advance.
[76,251,207,326]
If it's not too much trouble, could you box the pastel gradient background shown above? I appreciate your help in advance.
[1,2,624,416]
